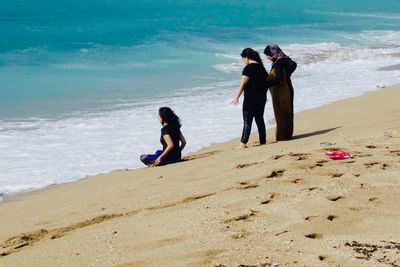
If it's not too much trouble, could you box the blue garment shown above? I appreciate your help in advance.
[140,150,163,165]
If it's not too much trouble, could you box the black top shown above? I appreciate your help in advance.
[160,125,182,164]
[242,63,268,110]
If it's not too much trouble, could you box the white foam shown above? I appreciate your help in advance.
[214,62,242,73]
[340,31,400,48]
[305,10,400,21]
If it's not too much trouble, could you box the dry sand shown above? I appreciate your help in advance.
[1,85,400,267]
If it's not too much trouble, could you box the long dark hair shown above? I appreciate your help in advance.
[159,107,181,130]
[240,48,263,66]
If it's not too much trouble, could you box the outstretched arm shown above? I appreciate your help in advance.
[231,75,250,105]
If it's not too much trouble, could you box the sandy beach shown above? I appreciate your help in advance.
[1,84,400,266]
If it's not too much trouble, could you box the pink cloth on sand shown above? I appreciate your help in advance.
[325,150,353,160]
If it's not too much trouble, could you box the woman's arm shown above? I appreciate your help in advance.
[231,75,250,105]
[155,134,174,165]
[179,132,186,151]
[265,62,283,88]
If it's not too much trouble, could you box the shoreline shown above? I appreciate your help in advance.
[1,82,399,204]
[1,83,400,266]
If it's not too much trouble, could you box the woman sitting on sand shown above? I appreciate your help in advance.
[231,48,268,149]
[264,44,297,141]
[140,107,186,166]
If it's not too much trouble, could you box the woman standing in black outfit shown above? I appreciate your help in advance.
[232,48,268,149]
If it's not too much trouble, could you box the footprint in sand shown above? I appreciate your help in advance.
[236,182,259,190]
[382,163,390,170]
[307,187,321,192]
[310,160,328,169]
[327,215,338,221]
[260,192,277,205]
[365,145,377,149]
[327,196,344,202]
[364,162,381,168]
[275,230,289,236]
[305,214,338,222]
[289,152,310,161]
[364,162,389,170]
[182,150,221,161]
[223,210,258,224]
[389,150,400,157]
[305,233,323,239]
[353,152,372,157]
[235,162,260,169]
[305,215,319,221]
[345,240,400,265]
[266,169,286,178]
[291,178,303,184]
[360,183,371,189]
[182,193,216,203]
[231,230,250,240]
[349,207,365,211]
[342,160,356,164]
[319,255,328,261]
[331,173,344,178]
[271,154,284,160]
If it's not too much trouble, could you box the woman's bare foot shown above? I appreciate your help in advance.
[234,143,247,150]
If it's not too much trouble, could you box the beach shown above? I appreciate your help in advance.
[2,1,400,197]
[1,84,399,266]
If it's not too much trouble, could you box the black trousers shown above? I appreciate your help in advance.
[240,104,266,144]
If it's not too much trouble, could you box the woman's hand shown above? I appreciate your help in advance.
[231,98,240,105]
[232,75,249,106]
[154,156,163,165]
[155,134,174,165]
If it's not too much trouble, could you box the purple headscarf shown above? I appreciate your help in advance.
[263,44,287,62]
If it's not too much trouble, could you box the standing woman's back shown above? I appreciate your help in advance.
[231,48,268,149]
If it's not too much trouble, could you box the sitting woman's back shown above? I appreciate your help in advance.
[159,109,184,164]
[140,107,186,166]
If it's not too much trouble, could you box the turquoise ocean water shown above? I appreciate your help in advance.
[1,0,400,197]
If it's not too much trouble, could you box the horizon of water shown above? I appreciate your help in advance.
[1,0,400,199]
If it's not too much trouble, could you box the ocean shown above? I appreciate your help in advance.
[1,0,400,198]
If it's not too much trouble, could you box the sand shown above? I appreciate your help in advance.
[1,84,400,267]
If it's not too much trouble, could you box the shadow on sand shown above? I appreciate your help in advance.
[291,127,341,140]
